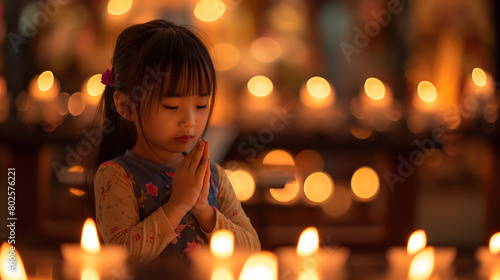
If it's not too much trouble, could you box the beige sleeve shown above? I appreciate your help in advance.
[201,163,261,252]
[94,162,177,263]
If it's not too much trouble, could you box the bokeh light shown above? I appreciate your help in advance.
[417,81,437,103]
[247,75,273,97]
[294,150,324,178]
[38,71,54,91]
[307,76,331,99]
[350,166,379,202]
[68,92,86,116]
[472,68,487,87]
[269,178,299,204]
[194,0,226,22]
[107,0,133,16]
[250,37,282,63]
[321,185,352,217]
[263,150,294,166]
[214,43,240,71]
[303,172,333,203]
[227,170,255,202]
[407,229,427,255]
[364,77,385,100]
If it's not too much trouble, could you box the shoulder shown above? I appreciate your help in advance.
[95,160,131,184]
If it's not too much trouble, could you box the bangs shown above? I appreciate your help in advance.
[134,26,216,112]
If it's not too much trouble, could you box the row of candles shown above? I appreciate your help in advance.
[2,218,500,279]
[2,65,496,134]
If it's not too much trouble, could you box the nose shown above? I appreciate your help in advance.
[180,107,195,129]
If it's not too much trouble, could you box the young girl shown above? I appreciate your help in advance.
[85,20,260,263]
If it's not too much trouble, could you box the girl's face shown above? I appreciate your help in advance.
[133,94,211,162]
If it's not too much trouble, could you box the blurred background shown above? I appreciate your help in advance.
[0,0,499,255]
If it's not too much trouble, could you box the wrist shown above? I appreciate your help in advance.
[162,199,188,228]
[193,204,216,233]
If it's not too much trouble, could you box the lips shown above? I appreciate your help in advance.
[174,135,193,143]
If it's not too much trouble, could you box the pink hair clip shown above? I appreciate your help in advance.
[101,69,113,87]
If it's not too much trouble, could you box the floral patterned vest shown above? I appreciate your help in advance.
[111,150,220,258]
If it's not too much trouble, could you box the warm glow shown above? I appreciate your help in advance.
[238,251,278,280]
[81,218,100,253]
[87,74,106,97]
[307,76,331,99]
[107,0,132,16]
[194,0,226,22]
[364,77,385,100]
[321,185,352,217]
[247,75,273,97]
[298,270,319,280]
[68,92,86,116]
[408,247,434,280]
[29,74,59,102]
[489,232,500,254]
[472,68,487,87]
[38,70,54,91]
[350,166,379,201]
[297,227,319,257]
[214,43,240,71]
[263,150,294,166]
[210,229,234,258]
[294,150,324,177]
[350,128,372,139]
[250,37,282,63]
[69,188,86,197]
[417,81,437,103]
[270,179,299,203]
[228,170,255,202]
[81,267,100,280]
[0,242,27,280]
[407,230,427,255]
[212,267,233,280]
[304,172,333,203]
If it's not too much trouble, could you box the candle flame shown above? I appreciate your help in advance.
[489,232,500,254]
[364,77,385,100]
[238,251,278,280]
[407,230,427,255]
[0,242,27,280]
[297,227,319,257]
[408,247,434,280]
[210,229,234,258]
[81,218,101,253]
[472,68,487,87]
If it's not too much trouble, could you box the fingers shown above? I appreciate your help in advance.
[180,139,202,170]
[189,140,205,170]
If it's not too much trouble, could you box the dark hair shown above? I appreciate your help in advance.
[83,20,217,216]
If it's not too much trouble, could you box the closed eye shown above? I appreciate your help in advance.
[163,105,178,110]
[196,104,208,109]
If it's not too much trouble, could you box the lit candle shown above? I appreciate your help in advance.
[387,230,456,279]
[408,247,434,280]
[475,232,500,279]
[276,227,350,279]
[387,229,427,273]
[60,218,128,279]
[0,242,27,280]
[239,251,278,280]
[191,229,251,280]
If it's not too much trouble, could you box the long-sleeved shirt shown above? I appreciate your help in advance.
[94,150,260,263]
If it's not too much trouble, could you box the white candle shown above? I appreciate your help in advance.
[60,218,128,279]
[476,232,500,279]
[276,227,350,279]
